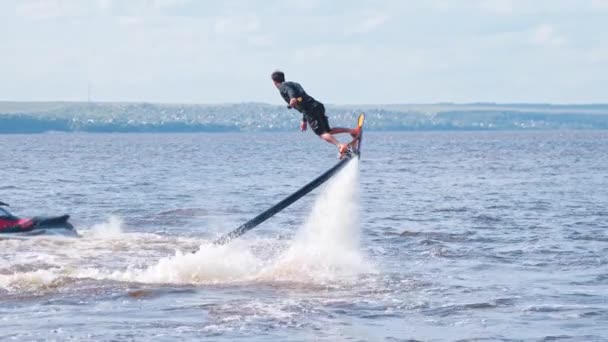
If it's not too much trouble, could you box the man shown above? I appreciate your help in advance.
[271,70,360,158]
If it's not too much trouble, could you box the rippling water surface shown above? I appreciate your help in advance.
[1,131,607,341]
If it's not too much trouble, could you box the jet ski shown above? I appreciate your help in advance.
[0,201,78,237]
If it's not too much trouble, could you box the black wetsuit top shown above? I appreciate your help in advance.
[278,82,322,118]
[278,81,330,135]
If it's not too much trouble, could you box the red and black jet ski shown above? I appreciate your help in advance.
[0,201,77,236]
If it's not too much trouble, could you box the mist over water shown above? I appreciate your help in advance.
[0,131,607,341]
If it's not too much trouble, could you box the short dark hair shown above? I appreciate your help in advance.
[271,70,285,83]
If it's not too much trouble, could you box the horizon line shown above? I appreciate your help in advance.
[1,100,607,107]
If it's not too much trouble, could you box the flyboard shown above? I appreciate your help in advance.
[212,113,365,246]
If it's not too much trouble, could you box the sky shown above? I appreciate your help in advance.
[0,0,607,104]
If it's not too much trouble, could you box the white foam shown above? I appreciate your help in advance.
[131,241,262,284]
[0,268,63,292]
[0,159,371,291]
[86,215,124,238]
[72,239,262,285]
[260,158,372,283]
[98,158,370,285]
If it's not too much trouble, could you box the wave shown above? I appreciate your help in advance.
[0,160,372,293]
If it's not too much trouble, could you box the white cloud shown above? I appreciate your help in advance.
[293,0,320,11]
[293,46,327,64]
[587,45,608,63]
[479,0,514,14]
[117,15,144,26]
[3,0,606,103]
[13,0,186,19]
[151,0,191,10]
[429,0,452,11]
[15,0,89,20]
[213,15,260,36]
[591,0,608,10]
[248,34,274,47]
[96,0,113,12]
[530,24,564,47]
[346,13,389,35]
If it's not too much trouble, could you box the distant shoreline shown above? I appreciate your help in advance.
[2,101,607,133]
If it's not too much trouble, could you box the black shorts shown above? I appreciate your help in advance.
[304,103,331,136]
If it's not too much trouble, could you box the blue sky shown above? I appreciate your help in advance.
[1,0,607,104]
